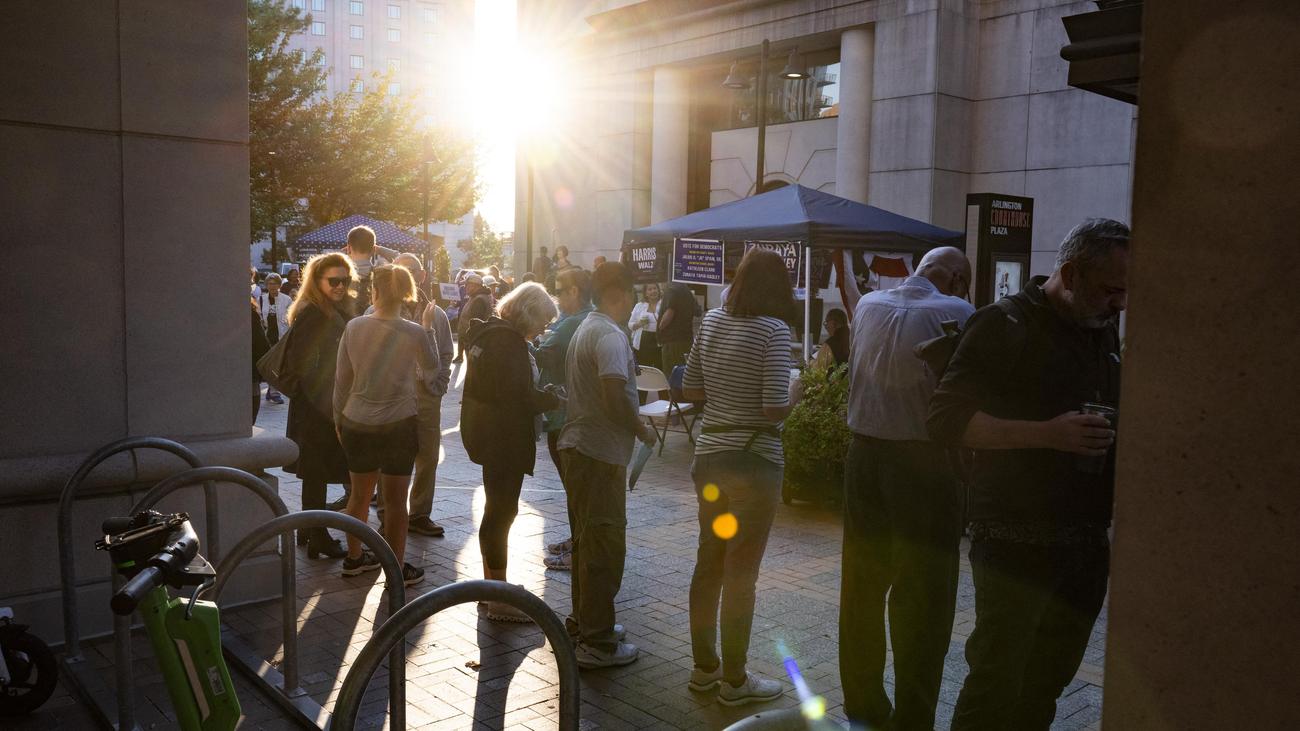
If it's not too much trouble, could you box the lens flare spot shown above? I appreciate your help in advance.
[712,512,738,540]
[801,696,827,720]
[702,483,720,502]
[553,186,575,209]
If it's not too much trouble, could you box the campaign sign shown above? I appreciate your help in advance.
[744,241,803,285]
[628,243,666,283]
[438,282,461,301]
[672,238,726,286]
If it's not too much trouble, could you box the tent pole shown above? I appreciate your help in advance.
[803,244,812,362]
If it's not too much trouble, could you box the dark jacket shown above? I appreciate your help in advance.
[252,304,270,381]
[536,305,593,432]
[284,300,353,483]
[927,278,1121,529]
[461,316,559,475]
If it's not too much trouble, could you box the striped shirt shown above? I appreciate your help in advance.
[683,309,792,465]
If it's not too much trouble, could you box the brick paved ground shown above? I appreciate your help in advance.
[19,362,1106,730]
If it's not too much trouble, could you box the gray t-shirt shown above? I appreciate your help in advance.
[333,315,441,426]
[557,311,638,466]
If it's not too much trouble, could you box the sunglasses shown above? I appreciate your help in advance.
[324,276,352,288]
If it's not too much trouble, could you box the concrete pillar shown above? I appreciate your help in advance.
[835,26,875,203]
[1103,2,1300,728]
[650,66,690,222]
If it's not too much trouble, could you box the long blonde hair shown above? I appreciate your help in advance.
[288,252,357,324]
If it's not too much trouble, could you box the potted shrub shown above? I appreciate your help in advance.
[782,362,852,505]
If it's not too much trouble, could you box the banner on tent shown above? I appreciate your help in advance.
[744,241,803,285]
[672,238,725,285]
[627,243,666,283]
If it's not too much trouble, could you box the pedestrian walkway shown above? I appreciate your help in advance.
[18,363,1106,730]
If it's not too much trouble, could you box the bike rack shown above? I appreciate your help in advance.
[203,509,407,731]
[56,437,218,731]
[331,580,580,731]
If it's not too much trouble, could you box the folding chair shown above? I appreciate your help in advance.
[635,365,695,455]
[668,365,703,435]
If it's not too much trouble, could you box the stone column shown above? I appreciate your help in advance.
[835,26,875,203]
[650,66,690,222]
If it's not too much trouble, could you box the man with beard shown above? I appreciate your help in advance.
[929,218,1129,731]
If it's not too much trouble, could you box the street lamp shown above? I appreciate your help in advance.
[723,41,808,195]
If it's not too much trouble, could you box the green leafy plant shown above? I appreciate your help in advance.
[782,363,852,503]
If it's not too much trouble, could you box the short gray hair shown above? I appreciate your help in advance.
[496,281,557,335]
[393,253,423,273]
[264,273,283,285]
[1056,218,1131,271]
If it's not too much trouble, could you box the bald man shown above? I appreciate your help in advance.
[839,246,973,731]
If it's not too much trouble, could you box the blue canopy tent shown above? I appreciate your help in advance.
[622,184,962,250]
[294,214,427,259]
[620,184,964,358]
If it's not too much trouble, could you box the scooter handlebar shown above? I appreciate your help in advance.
[111,566,164,616]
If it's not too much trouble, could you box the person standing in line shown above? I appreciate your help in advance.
[678,249,801,706]
[535,268,594,572]
[929,219,1129,731]
[334,265,442,587]
[460,283,562,622]
[370,254,454,538]
[629,282,663,371]
[282,266,302,298]
[452,273,493,364]
[838,247,973,730]
[342,225,398,313]
[257,273,293,404]
[558,262,658,668]
[283,253,357,561]
[658,281,700,370]
[251,297,271,425]
[592,255,607,269]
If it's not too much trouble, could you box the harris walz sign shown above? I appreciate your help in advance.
[626,243,666,284]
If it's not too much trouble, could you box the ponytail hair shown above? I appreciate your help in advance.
[371,264,416,309]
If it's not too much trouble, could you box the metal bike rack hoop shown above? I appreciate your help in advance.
[205,510,406,731]
[332,580,580,731]
[56,436,217,731]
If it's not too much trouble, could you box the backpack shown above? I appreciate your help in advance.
[914,297,1027,381]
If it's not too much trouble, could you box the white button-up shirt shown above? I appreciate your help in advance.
[848,276,975,441]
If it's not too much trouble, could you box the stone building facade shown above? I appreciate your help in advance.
[514,0,1138,280]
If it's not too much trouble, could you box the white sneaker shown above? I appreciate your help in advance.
[688,665,723,692]
[574,641,639,669]
[717,672,783,706]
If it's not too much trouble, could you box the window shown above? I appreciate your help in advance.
[349,1,363,14]
[423,32,435,46]
[387,58,400,72]
[316,52,328,67]
[350,24,364,39]
[311,0,325,10]
[350,55,364,69]
[387,5,401,19]
[387,28,400,42]
[350,78,364,93]
[422,7,438,23]
[310,21,326,35]
[290,0,305,10]
[388,82,401,96]
[721,50,842,130]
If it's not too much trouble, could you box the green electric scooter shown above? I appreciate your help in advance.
[96,510,240,731]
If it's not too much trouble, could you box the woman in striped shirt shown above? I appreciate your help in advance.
[680,249,803,706]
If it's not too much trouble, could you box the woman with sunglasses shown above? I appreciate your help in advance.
[284,252,358,560]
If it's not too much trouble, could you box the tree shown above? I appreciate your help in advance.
[303,77,478,229]
[458,213,508,269]
[249,0,325,262]
[432,244,452,286]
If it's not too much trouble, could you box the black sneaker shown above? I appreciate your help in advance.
[341,551,380,576]
[401,562,425,587]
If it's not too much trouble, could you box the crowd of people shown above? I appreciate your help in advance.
[249,217,1129,727]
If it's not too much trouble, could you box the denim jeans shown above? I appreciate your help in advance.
[560,448,627,653]
[688,450,782,682]
[839,436,962,730]
[951,537,1110,731]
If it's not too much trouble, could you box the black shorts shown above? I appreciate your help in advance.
[339,417,419,476]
